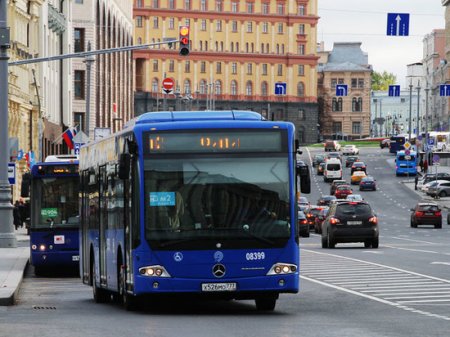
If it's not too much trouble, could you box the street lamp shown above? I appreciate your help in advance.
[408,82,413,141]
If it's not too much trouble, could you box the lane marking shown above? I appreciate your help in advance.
[388,237,437,245]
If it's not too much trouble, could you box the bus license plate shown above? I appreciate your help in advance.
[201,283,237,292]
[347,221,362,225]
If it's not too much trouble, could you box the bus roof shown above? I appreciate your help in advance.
[396,150,416,155]
[44,155,79,163]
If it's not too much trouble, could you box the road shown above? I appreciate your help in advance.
[1,147,450,337]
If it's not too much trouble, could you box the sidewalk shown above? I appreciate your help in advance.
[0,227,29,306]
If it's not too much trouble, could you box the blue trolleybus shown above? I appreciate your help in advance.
[22,155,80,276]
[79,110,310,311]
[395,150,417,176]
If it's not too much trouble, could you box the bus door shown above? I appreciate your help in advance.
[99,165,108,286]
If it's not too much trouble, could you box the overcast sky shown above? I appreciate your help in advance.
[318,0,445,88]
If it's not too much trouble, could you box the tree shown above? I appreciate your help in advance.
[371,71,397,91]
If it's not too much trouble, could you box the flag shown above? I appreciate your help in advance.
[62,128,77,150]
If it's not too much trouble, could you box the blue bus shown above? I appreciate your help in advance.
[22,155,80,276]
[79,110,310,311]
[395,150,417,176]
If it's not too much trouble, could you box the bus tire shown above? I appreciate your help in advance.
[92,262,110,303]
[255,295,277,311]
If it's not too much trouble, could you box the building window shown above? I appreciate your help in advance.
[332,97,343,112]
[169,60,174,72]
[215,80,222,95]
[247,63,252,75]
[298,65,305,76]
[232,62,237,74]
[262,2,269,14]
[277,3,284,15]
[247,22,253,33]
[74,112,85,131]
[262,64,268,75]
[152,0,159,8]
[352,122,361,134]
[246,81,253,95]
[200,79,207,94]
[216,20,222,32]
[333,122,342,134]
[358,78,364,88]
[168,18,175,29]
[229,21,236,32]
[153,17,159,29]
[231,2,238,12]
[152,78,158,92]
[298,109,305,120]
[201,0,207,11]
[185,60,190,73]
[200,61,206,73]
[262,22,268,33]
[137,37,142,44]
[184,79,191,94]
[297,82,305,97]
[231,80,238,95]
[298,5,305,15]
[351,78,358,88]
[277,64,282,76]
[185,19,190,26]
[298,44,305,55]
[261,82,268,96]
[216,62,222,74]
[152,60,158,72]
[184,0,190,10]
[246,2,254,13]
[74,28,85,52]
[299,24,305,34]
[136,16,143,28]
[168,0,175,9]
[201,20,207,31]
[75,0,83,4]
[74,70,85,99]
[352,97,363,112]
[216,0,223,11]
[278,23,283,34]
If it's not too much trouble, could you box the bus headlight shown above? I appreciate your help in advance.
[267,263,297,275]
[39,244,46,251]
[139,265,171,278]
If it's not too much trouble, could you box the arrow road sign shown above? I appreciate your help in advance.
[162,77,174,94]
[336,84,348,97]
[388,85,401,97]
[387,13,409,36]
[275,82,287,95]
[440,84,450,97]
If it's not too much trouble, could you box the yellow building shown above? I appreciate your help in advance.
[133,0,319,144]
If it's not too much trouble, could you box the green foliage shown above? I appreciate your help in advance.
[372,71,397,91]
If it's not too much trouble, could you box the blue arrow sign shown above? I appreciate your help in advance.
[387,13,409,36]
[388,85,401,97]
[440,84,450,96]
[274,82,287,95]
[336,84,348,97]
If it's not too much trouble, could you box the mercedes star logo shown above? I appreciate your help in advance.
[212,264,226,278]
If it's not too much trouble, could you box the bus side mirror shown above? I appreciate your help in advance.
[118,153,130,180]
[21,172,31,198]
[295,139,302,154]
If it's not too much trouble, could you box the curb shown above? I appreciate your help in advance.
[0,248,29,306]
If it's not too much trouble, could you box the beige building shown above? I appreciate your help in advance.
[133,0,320,144]
[318,42,372,140]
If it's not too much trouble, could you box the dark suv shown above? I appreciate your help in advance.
[321,201,379,249]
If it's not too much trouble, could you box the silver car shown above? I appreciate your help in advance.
[427,181,450,197]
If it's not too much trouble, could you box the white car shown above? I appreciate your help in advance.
[346,194,364,201]
[342,145,359,155]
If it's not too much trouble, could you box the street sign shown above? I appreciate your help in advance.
[388,85,401,97]
[336,84,348,97]
[162,77,175,94]
[74,143,84,155]
[433,154,440,164]
[428,138,435,145]
[274,82,287,95]
[387,13,409,36]
[405,149,410,155]
[8,162,15,185]
[404,141,411,150]
[439,84,450,97]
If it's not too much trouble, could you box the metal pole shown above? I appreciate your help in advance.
[416,83,421,167]
[0,0,17,247]
[84,41,95,137]
[374,99,377,137]
[408,84,413,140]
[425,87,430,165]
[379,100,382,136]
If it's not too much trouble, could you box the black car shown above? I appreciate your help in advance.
[359,176,377,191]
[321,201,379,249]
[298,211,310,237]
[345,156,359,167]
[351,161,367,174]
[317,195,337,206]
[312,154,326,167]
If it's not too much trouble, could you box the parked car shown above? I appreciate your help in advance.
[324,140,341,152]
[314,207,329,234]
[346,194,364,201]
[421,180,449,194]
[345,155,360,167]
[298,211,310,237]
[317,195,337,206]
[330,179,348,195]
[359,176,377,191]
[317,162,326,175]
[335,185,353,199]
[351,161,367,174]
[417,173,450,190]
[321,201,379,249]
[410,202,442,228]
[351,171,367,185]
[342,144,359,155]
[312,154,326,167]
[380,139,390,149]
[427,180,450,197]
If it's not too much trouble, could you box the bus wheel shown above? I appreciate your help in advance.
[255,296,277,311]
[120,266,137,311]
[92,264,109,303]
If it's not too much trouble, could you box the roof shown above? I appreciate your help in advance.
[318,42,372,73]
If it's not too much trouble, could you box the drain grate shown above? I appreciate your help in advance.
[32,305,56,310]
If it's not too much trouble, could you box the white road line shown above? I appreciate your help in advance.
[385,294,450,300]
[353,283,445,291]
[376,290,450,296]
[398,299,450,304]
[384,245,450,255]
[388,237,438,245]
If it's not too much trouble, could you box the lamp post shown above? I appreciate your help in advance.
[0,0,17,247]
[425,87,430,162]
[416,83,421,138]
[373,98,378,137]
[408,83,413,141]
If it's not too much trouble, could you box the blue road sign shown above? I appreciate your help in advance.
[440,84,450,97]
[8,162,15,185]
[387,13,409,36]
[433,154,440,164]
[274,82,287,95]
[336,84,348,96]
[428,138,435,145]
[388,85,401,97]
[74,142,84,155]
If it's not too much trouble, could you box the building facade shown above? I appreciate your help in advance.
[133,0,320,144]
[72,0,134,138]
[318,42,372,140]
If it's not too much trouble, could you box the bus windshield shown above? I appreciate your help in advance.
[31,177,79,229]
[144,156,290,249]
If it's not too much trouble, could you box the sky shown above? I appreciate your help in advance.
[317,0,445,88]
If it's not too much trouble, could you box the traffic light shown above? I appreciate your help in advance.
[179,26,190,56]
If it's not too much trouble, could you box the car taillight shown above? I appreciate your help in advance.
[330,217,340,225]
[307,214,313,218]
[369,216,378,224]
[435,211,442,216]
[299,219,307,225]
[415,211,424,216]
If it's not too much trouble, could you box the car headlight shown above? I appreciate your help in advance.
[139,265,171,278]
[267,263,297,275]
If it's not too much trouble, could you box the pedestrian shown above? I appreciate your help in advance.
[414,174,419,190]
[419,157,424,172]
[423,159,429,174]
[13,200,22,230]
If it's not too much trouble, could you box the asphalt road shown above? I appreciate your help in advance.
[1,147,450,337]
